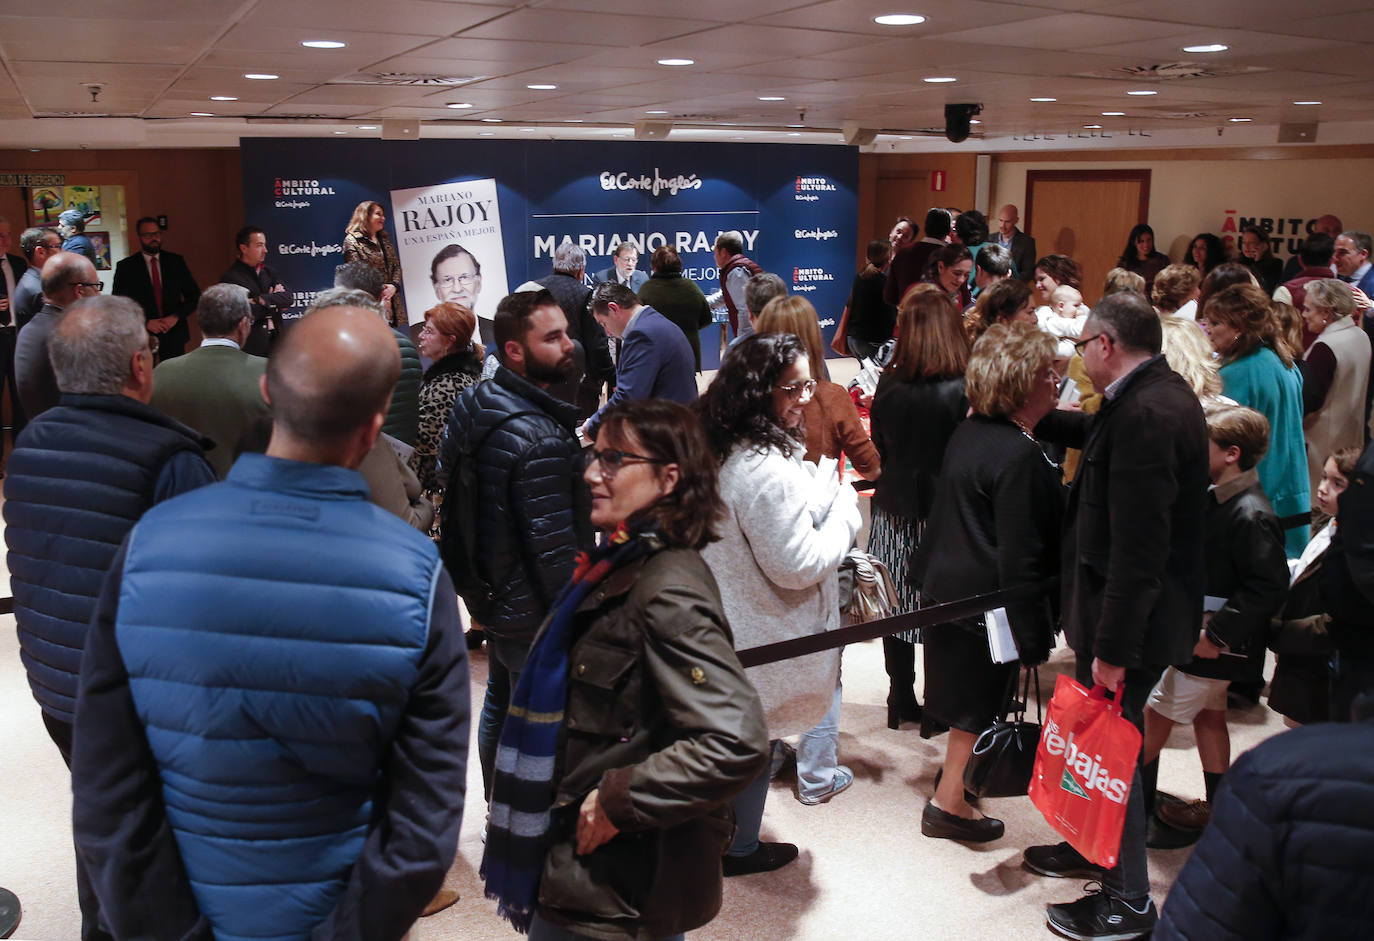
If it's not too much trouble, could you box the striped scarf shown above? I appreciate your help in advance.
[481,522,656,932]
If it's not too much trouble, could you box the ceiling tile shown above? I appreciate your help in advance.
[935,13,1195,51]
[235,0,500,36]
[0,17,220,64]
[458,7,718,45]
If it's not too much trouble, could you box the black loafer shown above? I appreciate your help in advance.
[921,801,1004,843]
[723,841,799,876]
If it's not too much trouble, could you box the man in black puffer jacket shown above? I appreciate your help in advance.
[1154,695,1374,940]
[438,287,593,797]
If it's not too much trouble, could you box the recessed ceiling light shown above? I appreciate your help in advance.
[244,73,279,80]
[302,40,346,49]
[759,96,785,101]
[1229,117,1252,122]
[924,76,957,83]
[657,58,694,66]
[787,132,801,136]
[333,130,348,135]
[969,119,981,125]
[1030,97,1056,102]
[478,131,494,136]
[566,119,584,123]
[899,135,914,140]
[357,125,379,129]
[1183,43,1228,53]
[613,134,628,138]
[1127,90,1158,96]
[482,117,502,122]
[446,102,473,109]
[527,83,557,90]
[1293,100,1322,105]
[190,112,213,117]
[645,110,668,114]
[1083,124,1103,129]
[210,95,238,101]
[786,124,804,128]
[1102,111,1125,116]
[521,127,535,131]
[874,14,926,26]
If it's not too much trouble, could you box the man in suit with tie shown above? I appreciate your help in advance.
[580,281,696,442]
[14,227,61,329]
[112,217,200,360]
[592,242,648,291]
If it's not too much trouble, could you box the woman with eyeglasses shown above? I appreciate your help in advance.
[342,201,405,327]
[912,322,1063,844]
[409,302,482,528]
[482,399,768,941]
[696,333,861,872]
[755,295,880,481]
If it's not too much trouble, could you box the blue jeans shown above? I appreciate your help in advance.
[796,675,844,800]
[726,763,771,857]
[530,913,683,941]
[477,634,529,799]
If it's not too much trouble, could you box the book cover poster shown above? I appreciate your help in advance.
[390,177,508,339]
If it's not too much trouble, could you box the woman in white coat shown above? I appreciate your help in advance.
[697,332,861,876]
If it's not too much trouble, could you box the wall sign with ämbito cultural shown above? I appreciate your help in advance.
[240,138,859,369]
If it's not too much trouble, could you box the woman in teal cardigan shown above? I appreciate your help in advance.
[1200,282,1310,556]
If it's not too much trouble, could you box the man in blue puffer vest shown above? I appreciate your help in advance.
[71,304,470,941]
[4,294,215,941]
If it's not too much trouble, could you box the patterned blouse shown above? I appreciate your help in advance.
[409,350,484,537]
[343,229,407,326]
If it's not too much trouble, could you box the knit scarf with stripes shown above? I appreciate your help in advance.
[481,521,656,933]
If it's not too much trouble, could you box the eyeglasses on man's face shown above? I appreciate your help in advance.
[1070,332,1111,353]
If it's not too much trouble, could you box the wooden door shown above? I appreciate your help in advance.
[1025,170,1151,305]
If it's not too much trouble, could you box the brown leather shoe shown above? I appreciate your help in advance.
[422,887,460,916]
[1157,798,1212,831]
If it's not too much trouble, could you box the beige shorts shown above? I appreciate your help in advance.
[1146,666,1229,724]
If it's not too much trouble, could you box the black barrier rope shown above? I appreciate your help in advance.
[0,596,10,616]
[735,579,1056,668]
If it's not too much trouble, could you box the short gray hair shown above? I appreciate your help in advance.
[745,272,786,316]
[1307,278,1356,321]
[715,231,744,255]
[552,242,587,277]
[199,283,251,336]
[50,296,148,394]
[307,286,382,318]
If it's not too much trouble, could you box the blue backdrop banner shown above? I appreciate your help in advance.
[240,138,858,369]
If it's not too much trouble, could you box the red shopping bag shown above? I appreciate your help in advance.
[1028,674,1142,868]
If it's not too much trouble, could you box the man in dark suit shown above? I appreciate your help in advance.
[995,204,1037,282]
[591,241,648,291]
[536,243,613,421]
[150,283,269,479]
[885,207,952,305]
[1026,291,1209,941]
[112,216,200,360]
[218,225,291,357]
[581,281,696,441]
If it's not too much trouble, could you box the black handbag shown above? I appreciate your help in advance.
[963,667,1042,799]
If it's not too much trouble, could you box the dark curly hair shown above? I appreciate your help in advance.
[696,333,806,461]
[596,399,723,549]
